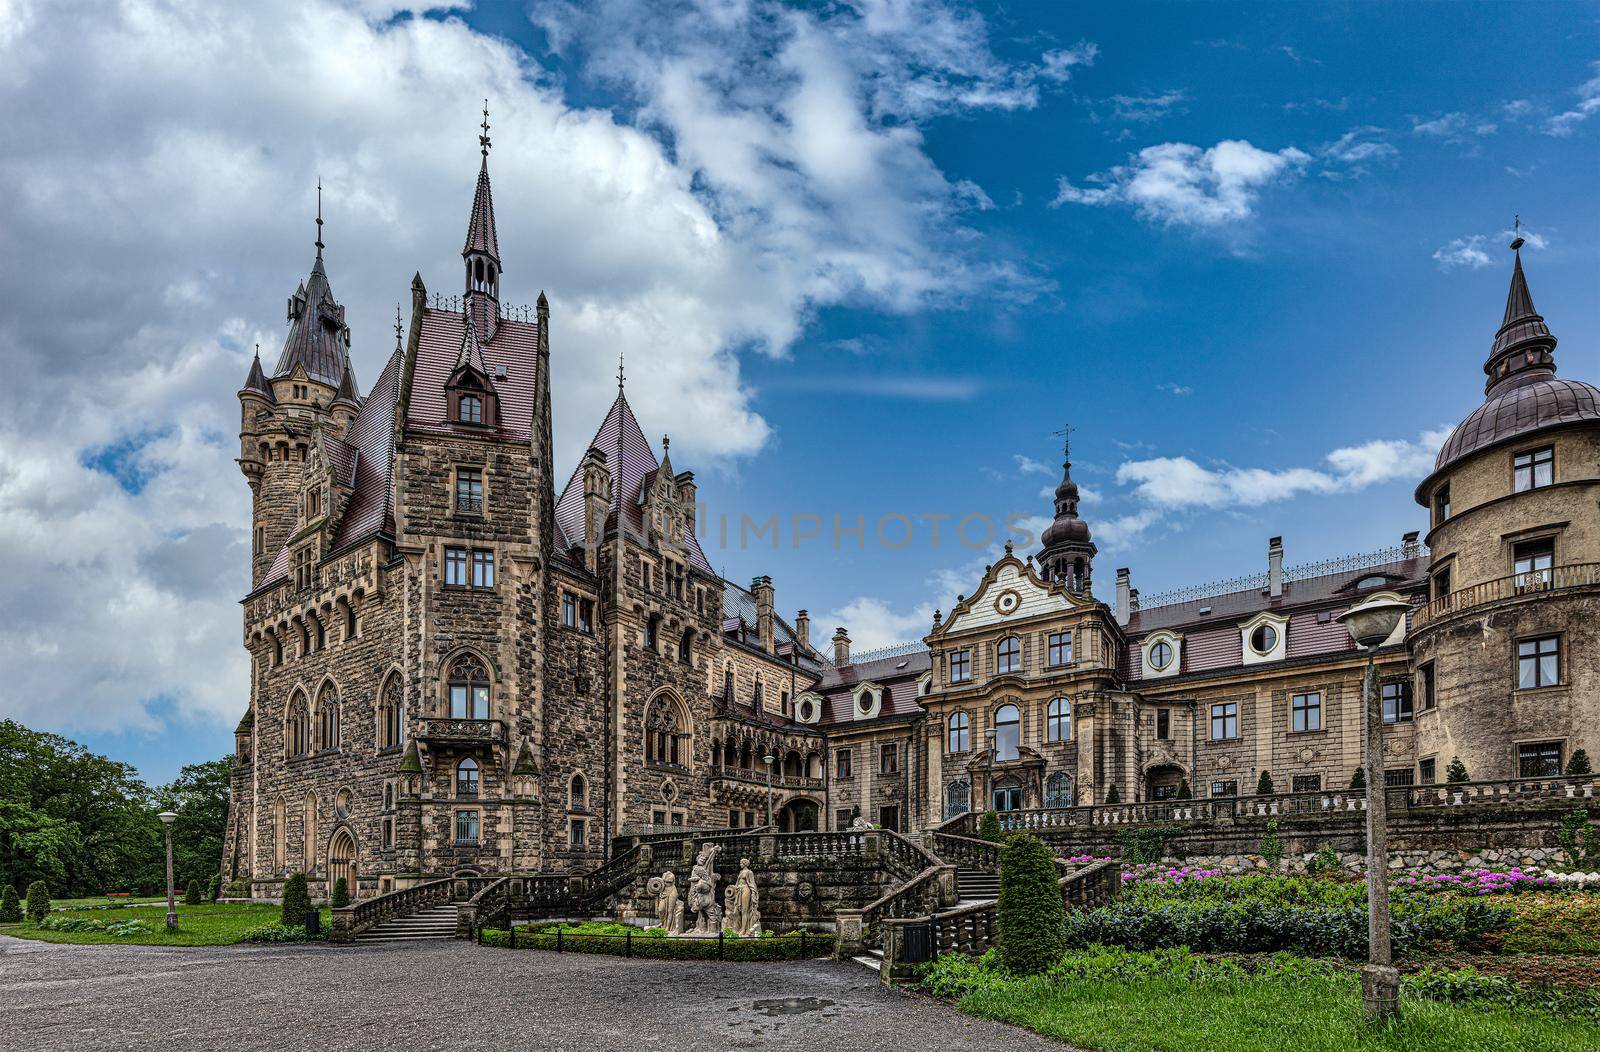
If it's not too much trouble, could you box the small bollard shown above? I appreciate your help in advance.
[556,925,563,953]
[718,931,725,959]
[509,924,516,949]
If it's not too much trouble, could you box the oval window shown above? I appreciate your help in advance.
[1250,623,1278,654]
[1149,640,1174,670]
[1356,575,1387,589]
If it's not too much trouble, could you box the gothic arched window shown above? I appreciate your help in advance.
[302,793,317,871]
[379,675,403,750]
[1046,771,1074,809]
[944,779,971,820]
[286,691,310,758]
[994,703,1020,762]
[456,757,479,799]
[679,629,693,665]
[996,636,1021,675]
[448,654,490,719]
[1047,697,1071,743]
[317,683,339,751]
[569,772,588,811]
[948,712,970,754]
[646,695,687,767]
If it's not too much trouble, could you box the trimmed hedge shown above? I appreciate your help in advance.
[480,927,834,961]
[280,872,311,928]
[0,885,21,923]
[330,877,350,909]
[997,833,1066,974]
[25,881,50,923]
[183,881,203,905]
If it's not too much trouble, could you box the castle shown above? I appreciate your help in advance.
[222,126,1599,901]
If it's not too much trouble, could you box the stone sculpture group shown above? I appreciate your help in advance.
[646,845,761,937]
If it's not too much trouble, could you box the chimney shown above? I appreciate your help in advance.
[832,627,851,666]
[753,575,775,654]
[794,609,810,649]
[1401,530,1420,559]
[1268,536,1284,598]
[1129,588,1140,615]
[1115,567,1132,626]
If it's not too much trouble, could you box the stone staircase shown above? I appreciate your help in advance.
[955,867,999,905]
[851,947,886,973]
[353,903,460,943]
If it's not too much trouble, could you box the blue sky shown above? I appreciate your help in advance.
[0,0,1594,784]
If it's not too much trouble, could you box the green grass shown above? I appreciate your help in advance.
[924,950,1599,1052]
[49,895,169,909]
[0,903,332,946]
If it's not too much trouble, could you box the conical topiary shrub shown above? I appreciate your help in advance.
[1105,784,1121,804]
[280,872,312,929]
[330,877,350,909]
[183,879,203,905]
[1256,770,1275,796]
[1175,779,1192,800]
[207,874,221,902]
[1446,757,1470,784]
[25,881,50,923]
[1567,749,1593,777]
[996,832,1066,975]
[1349,767,1366,791]
[0,885,21,923]
[977,810,1003,843]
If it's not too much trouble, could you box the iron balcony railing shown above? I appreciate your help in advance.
[1413,562,1600,629]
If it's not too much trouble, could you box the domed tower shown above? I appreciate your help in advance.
[1409,233,1600,781]
[1037,435,1097,595]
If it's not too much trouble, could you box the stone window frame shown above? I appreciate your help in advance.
[1514,633,1562,691]
[443,544,497,591]
[1517,738,1565,778]
[568,816,588,850]
[949,648,971,683]
[452,464,487,517]
[879,741,899,775]
[1047,630,1073,668]
[315,677,341,752]
[568,771,589,812]
[285,688,312,759]
[454,808,481,846]
[835,748,853,780]
[995,635,1022,676]
[455,757,480,799]
[993,701,1021,761]
[1511,444,1555,493]
[1047,697,1071,743]
[1381,680,1413,724]
[948,711,970,755]
[377,670,404,752]
[1208,701,1239,742]
[1288,690,1323,735]
[441,649,495,721]
[644,689,692,770]
[1143,631,1181,679]
[1239,611,1290,666]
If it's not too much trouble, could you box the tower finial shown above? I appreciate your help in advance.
[662,434,670,453]
[1053,423,1072,461]
[617,351,626,392]
[1510,213,1525,252]
[394,304,403,349]
[480,99,491,158]
[315,178,324,259]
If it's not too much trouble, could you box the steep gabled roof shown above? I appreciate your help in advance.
[273,252,350,390]
[241,349,275,402]
[404,307,539,440]
[330,348,401,551]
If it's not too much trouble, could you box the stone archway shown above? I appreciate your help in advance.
[776,798,820,832]
[1145,763,1186,802]
[328,828,357,898]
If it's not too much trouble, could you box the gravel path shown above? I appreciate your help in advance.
[0,935,1063,1051]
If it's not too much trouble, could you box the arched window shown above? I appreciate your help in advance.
[948,712,970,754]
[456,757,479,799]
[784,750,802,777]
[459,393,482,424]
[1045,771,1073,809]
[343,600,357,641]
[994,703,1020,762]
[302,793,317,871]
[996,636,1021,674]
[270,632,283,667]
[317,683,339,751]
[645,616,659,654]
[1047,697,1071,743]
[273,796,286,872]
[739,742,753,769]
[311,614,325,652]
[679,629,693,665]
[646,695,687,767]
[286,691,310,758]
[448,654,490,719]
[944,779,971,820]
[569,772,588,811]
[379,675,403,750]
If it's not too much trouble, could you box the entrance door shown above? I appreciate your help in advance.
[328,829,357,898]
[991,781,1022,812]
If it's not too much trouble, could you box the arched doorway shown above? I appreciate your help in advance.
[776,798,820,832]
[990,775,1022,813]
[328,829,357,898]
[1146,763,1186,801]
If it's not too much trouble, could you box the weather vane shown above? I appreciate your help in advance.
[1511,213,1525,252]
[479,100,491,157]
[1052,423,1073,458]
[617,351,626,391]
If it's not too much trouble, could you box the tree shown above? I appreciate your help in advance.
[1446,757,1470,784]
[25,880,50,923]
[207,874,221,902]
[153,759,232,898]
[0,884,21,923]
[330,877,350,909]
[281,872,312,928]
[977,811,1003,843]
[996,833,1065,975]
[1175,779,1192,801]
[183,879,203,905]
[1256,770,1276,796]
[1349,768,1366,791]
[1105,785,1121,804]
[1567,750,1593,777]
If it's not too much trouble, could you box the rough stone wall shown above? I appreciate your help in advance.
[539,563,609,867]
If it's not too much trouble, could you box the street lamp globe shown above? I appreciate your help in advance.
[1334,596,1410,650]
[763,754,775,767]
[157,811,178,826]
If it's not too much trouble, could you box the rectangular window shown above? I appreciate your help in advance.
[1519,741,1563,778]
[472,549,495,588]
[1382,681,1413,724]
[1156,709,1170,740]
[1210,780,1238,797]
[878,805,900,832]
[454,809,480,845]
[1433,483,1450,525]
[569,818,587,849]
[1384,769,1415,788]
[1292,774,1322,793]
[835,808,853,831]
[1210,702,1238,741]
[1419,758,1437,785]
[950,649,971,683]
[1047,631,1073,667]
[578,598,593,633]
[382,818,394,848]
[996,637,1021,674]
[444,547,469,587]
[880,743,898,775]
[1513,538,1555,590]
[455,468,483,513]
[1432,565,1452,601]
[728,810,741,829]
[1517,635,1560,689]
[1291,692,1322,733]
[836,750,852,779]
[1513,446,1554,492]
[1420,663,1437,710]
[562,592,576,628]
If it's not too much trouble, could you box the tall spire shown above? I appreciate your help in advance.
[1484,225,1557,396]
[314,178,324,260]
[617,351,626,392]
[463,102,502,338]
[1037,428,1096,594]
[273,185,350,387]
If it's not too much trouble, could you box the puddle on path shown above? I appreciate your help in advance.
[751,996,835,1017]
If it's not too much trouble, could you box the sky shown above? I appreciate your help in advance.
[0,0,1595,784]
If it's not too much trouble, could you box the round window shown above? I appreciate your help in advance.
[334,788,352,820]
[995,590,1020,614]
[1250,623,1278,654]
[1149,640,1174,670]
[798,698,815,722]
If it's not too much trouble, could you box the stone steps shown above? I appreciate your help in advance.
[955,868,1000,903]
[852,948,885,972]
[354,903,460,943]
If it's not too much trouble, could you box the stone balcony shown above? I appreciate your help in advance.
[416,718,508,749]
[708,763,824,793]
[1413,561,1600,629]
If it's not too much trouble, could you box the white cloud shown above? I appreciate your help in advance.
[1411,112,1470,138]
[1433,227,1548,271]
[1051,139,1311,228]
[1155,382,1193,396]
[1544,61,1600,137]
[1106,90,1187,123]
[1013,454,1052,476]
[1317,126,1398,173]
[818,595,936,652]
[0,0,1061,737]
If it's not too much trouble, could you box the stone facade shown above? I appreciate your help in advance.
[221,144,1597,899]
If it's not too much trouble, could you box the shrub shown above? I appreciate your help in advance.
[1258,821,1285,871]
[223,879,251,899]
[996,833,1066,975]
[1309,845,1340,875]
[25,881,50,923]
[1175,779,1192,801]
[330,877,350,909]
[1105,785,1121,804]
[1348,767,1366,791]
[1256,770,1275,796]
[1116,827,1178,865]
[1568,749,1594,777]
[241,922,319,943]
[977,811,1003,843]
[207,875,221,902]
[1446,757,1470,783]
[1558,809,1598,868]
[483,926,832,961]
[183,880,202,906]
[280,872,311,928]
[0,885,21,923]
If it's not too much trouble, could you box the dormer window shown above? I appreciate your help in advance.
[1355,575,1388,590]
[1248,623,1278,655]
[459,394,482,424]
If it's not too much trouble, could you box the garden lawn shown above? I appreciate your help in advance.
[927,951,1598,1052]
[0,903,331,946]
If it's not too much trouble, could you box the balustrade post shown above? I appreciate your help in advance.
[834,909,865,960]
[758,834,777,861]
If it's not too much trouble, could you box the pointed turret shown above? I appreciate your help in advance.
[1484,234,1558,396]
[455,306,489,377]
[1037,432,1097,594]
[463,102,502,339]
[241,346,276,403]
[274,183,351,389]
[333,351,361,406]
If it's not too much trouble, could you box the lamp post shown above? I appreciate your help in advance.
[763,754,776,828]
[1334,596,1409,1024]
[157,811,179,933]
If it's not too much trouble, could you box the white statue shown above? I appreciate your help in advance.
[646,871,684,934]
[687,843,723,935]
[725,857,761,937]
